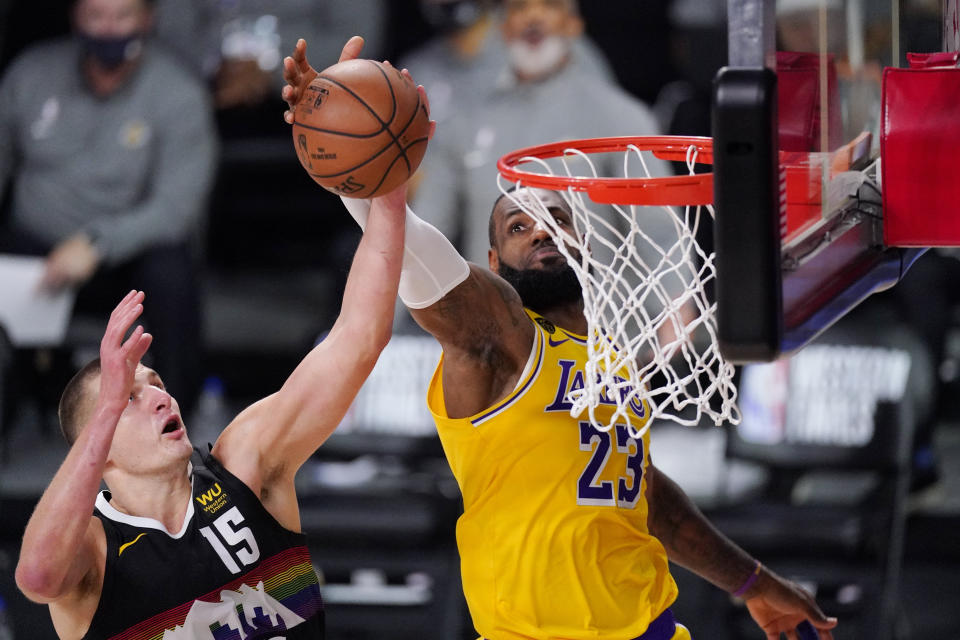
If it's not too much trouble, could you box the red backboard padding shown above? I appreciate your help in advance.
[777,51,842,153]
[881,63,960,247]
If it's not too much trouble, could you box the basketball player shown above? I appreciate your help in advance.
[15,38,413,634]
[283,39,839,640]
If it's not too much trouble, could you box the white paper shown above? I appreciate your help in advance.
[0,254,76,347]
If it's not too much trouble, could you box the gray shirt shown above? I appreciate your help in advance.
[0,38,218,265]
[398,25,614,128]
[154,0,387,85]
[412,54,670,265]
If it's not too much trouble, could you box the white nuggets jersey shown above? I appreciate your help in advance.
[427,310,678,640]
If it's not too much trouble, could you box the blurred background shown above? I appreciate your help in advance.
[0,0,958,638]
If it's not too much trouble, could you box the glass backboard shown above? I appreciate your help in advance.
[713,0,956,362]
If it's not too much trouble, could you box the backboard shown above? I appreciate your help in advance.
[713,0,957,362]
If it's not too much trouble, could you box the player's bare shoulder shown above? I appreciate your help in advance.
[209,400,270,495]
[423,264,532,358]
[478,266,532,334]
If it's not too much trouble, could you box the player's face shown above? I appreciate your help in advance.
[74,0,152,39]
[104,365,192,474]
[490,188,581,272]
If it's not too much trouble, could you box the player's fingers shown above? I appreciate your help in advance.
[284,109,294,124]
[110,289,139,319]
[119,303,144,336]
[417,84,431,116]
[121,300,144,328]
[282,56,299,85]
[123,293,145,317]
[282,85,298,109]
[105,303,142,351]
[808,613,837,627]
[414,84,436,140]
[801,601,836,627]
[121,324,144,351]
[129,330,153,363]
[338,35,364,63]
[108,292,143,336]
[293,38,307,63]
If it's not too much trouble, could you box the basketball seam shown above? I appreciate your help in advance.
[303,94,428,185]
[362,136,430,196]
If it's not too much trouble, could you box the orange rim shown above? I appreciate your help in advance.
[497,135,713,206]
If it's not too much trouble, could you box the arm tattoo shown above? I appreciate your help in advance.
[647,466,756,592]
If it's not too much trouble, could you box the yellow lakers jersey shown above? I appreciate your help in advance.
[427,310,678,640]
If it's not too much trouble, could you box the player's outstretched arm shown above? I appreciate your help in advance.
[212,184,407,529]
[281,38,533,417]
[17,291,151,605]
[644,463,838,639]
[213,35,405,531]
[410,263,535,412]
[338,192,535,417]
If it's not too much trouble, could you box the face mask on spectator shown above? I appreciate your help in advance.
[508,35,569,79]
[77,31,143,69]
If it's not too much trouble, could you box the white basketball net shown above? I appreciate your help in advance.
[497,143,740,438]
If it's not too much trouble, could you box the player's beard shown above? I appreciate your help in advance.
[498,261,582,314]
[507,35,571,80]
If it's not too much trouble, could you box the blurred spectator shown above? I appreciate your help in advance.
[398,0,504,128]
[398,0,613,127]
[149,0,209,77]
[153,0,387,134]
[412,0,665,266]
[0,0,218,414]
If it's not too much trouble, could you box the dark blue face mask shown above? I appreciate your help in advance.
[77,32,143,70]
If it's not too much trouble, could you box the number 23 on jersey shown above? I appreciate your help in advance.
[577,423,644,508]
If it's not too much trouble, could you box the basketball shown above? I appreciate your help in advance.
[291,58,431,199]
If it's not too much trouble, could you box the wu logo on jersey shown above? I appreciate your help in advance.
[196,483,223,506]
[197,482,229,514]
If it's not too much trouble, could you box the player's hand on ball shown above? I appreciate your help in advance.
[400,67,437,142]
[283,36,364,124]
[289,55,431,198]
